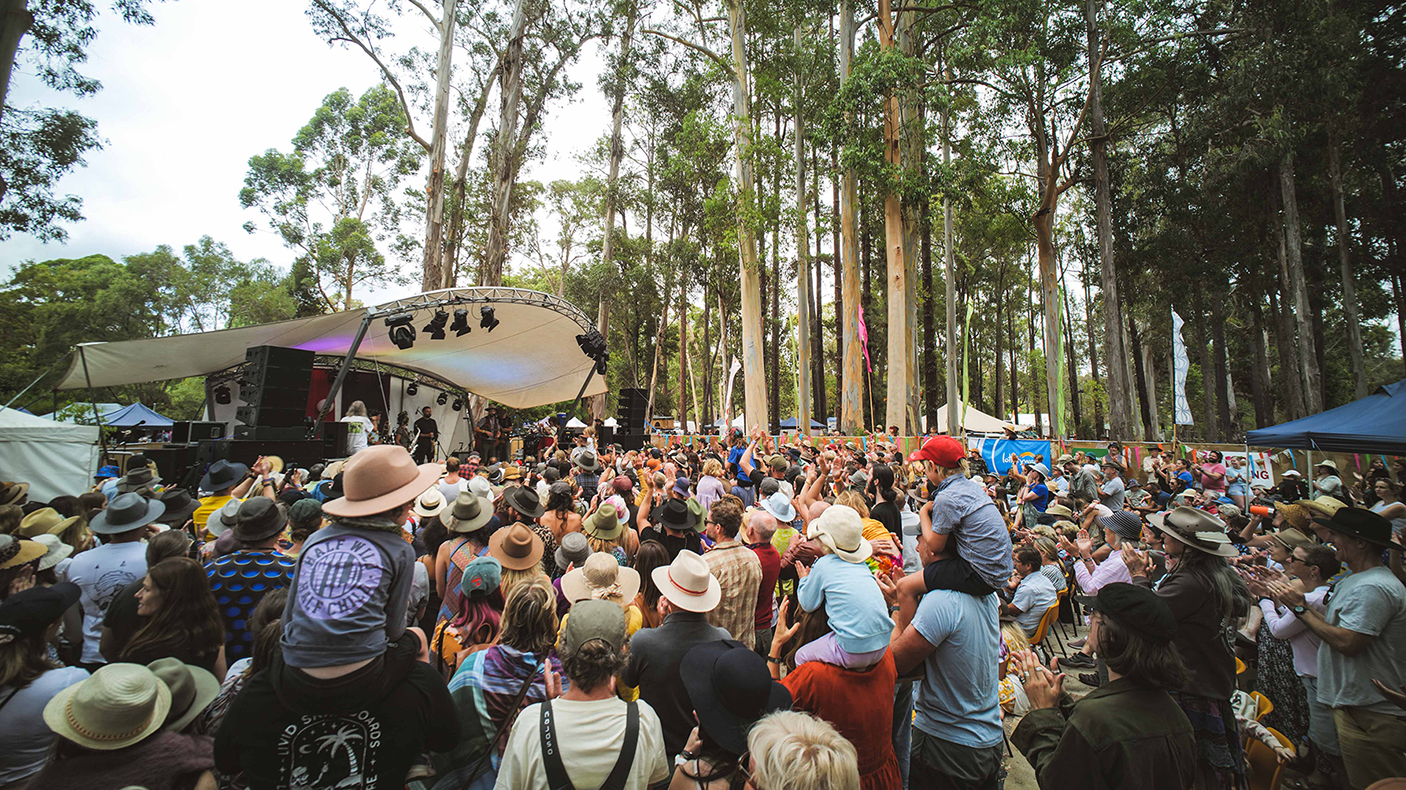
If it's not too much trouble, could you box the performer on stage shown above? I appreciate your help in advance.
[412,405,439,464]
[474,404,500,461]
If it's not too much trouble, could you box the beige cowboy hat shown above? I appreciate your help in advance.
[806,504,872,564]
[1146,506,1238,558]
[321,445,441,519]
[652,549,721,613]
[1299,497,1347,519]
[43,663,172,750]
[488,522,544,571]
[1315,459,1339,472]
[16,508,81,538]
[561,552,641,605]
[1044,503,1075,519]
[146,658,220,733]
[442,491,493,533]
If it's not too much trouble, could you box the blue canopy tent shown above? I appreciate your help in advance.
[1245,378,1406,455]
[101,402,174,428]
[778,417,826,429]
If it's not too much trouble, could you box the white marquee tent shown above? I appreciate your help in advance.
[930,403,1024,435]
[0,408,100,501]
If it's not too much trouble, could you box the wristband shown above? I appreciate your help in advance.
[766,655,783,664]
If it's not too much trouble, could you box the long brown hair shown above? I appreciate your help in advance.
[0,632,56,690]
[121,558,224,662]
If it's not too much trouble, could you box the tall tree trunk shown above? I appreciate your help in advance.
[994,267,1005,420]
[645,287,671,425]
[838,0,863,434]
[483,0,528,286]
[1210,285,1232,437]
[420,0,459,291]
[1139,321,1162,439]
[444,63,503,288]
[897,8,921,433]
[941,76,959,435]
[922,194,937,431]
[1082,265,1103,436]
[1248,277,1273,428]
[794,28,813,436]
[1028,263,1042,435]
[1084,0,1131,441]
[1191,283,1218,441]
[1279,152,1323,413]
[770,113,783,434]
[679,282,689,429]
[1129,318,1153,438]
[1273,216,1306,420]
[1327,126,1367,398]
[725,0,769,430]
[877,0,911,434]
[812,143,827,422]
[1009,290,1019,423]
[0,0,32,128]
[1062,281,1082,433]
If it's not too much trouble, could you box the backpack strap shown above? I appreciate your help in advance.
[599,701,640,790]
[540,698,575,790]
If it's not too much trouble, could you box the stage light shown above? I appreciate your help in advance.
[452,398,463,411]
[480,304,499,332]
[214,385,231,405]
[437,392,448,406]
[575,328,608,375]
[450,309,471,337]
[595,353,609,376]
[385,314,416,350]
[406,382,418,396]
[423,310,448,340]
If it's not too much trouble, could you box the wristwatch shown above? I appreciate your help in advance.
[1291,604,1306,617]
[675,750,699,767]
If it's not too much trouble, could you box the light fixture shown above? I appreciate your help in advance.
[451,398,463,411]
[437,392,448,406]
[479,304,499,332]
[406,382,418,397]
[575,328,609,375]
[450,309,470,337]
[214,385,231,405]
[385,314,416,350]
[423,310,448,340]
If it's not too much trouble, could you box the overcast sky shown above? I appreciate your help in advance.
[0,0,608,304]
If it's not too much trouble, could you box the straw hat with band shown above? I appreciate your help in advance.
[0,582,80,644]
[652,550,721,612]
[43,663,172,750]
[199,459,247,493]
[583,504,622,541]
[442,492,493,534]
[555,532,592,571]
[31,534,73,571]
[682,640,793,754]
[1299,497,1347,519]
[321,445,441,519]
[89,493,166,535]
[1273,502,1310,531]
[1310,507,1405,552]
[0,534,48,570]
[504,486,546,520]
[1315,459,1339,472]
[1044,503,1074,520]
[414,487,447,519]
[207,497,242,537]
[489,523,544,571]
[17,508,80,538]
[806,505,872,564]
[562,552,641,604]
[1146,507,1238,557]
[146,658,219,733]
[0,482,30,506]
[154,489,201,525]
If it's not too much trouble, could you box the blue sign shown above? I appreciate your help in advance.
[979,439,1053,475]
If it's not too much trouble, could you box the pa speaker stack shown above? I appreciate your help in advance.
[235,346,314,428]
[616,387,648,451]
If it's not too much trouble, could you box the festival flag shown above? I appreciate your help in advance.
[857,309,871,372]
[1172,309,1194,425]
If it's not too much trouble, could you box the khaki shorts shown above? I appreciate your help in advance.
[1332,706,1406,789]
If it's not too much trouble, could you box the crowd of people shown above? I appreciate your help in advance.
[0,423,1404,790]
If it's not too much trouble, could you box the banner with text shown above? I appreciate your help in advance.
[978,438,1054,475]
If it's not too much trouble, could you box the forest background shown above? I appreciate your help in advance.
[0,0,1402,442]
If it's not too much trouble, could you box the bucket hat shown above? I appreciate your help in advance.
[442,492,493,533]
[232,498,286,544]
[562,552,641,604]
[1097,511,1145,543]
[199,459,247,493]
[806,504,872,564]
[488,522,544,571]
[43,663,172,750]
[146,658,219,733]
[1146,506,1238,557]
[89,493,165,535]
[652,550,721,612]
[682,640,792,754]
[321,445,441,519]
[31,534,73,571]
[555,532,592,571]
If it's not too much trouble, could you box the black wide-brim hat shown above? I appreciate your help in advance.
[682,640,792,754]
[155,488,200,524]
[1312,506,1406,552]
[200,459,248,492]
[90,493,166,535]
[655,498,691,530]
[503,485,545,519]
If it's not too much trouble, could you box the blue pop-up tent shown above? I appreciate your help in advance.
[779,417,826,429]
[1245,378,1406,455]
[101,402,173,428]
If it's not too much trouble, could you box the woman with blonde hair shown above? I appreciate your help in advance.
[698,458,727,512]
[743,710,861,790]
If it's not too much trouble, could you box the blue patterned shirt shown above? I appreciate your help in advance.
[205,549,297,661]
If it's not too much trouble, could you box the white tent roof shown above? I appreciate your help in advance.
[55,287,607,409]
[932,402,1022,435]
[0,408,100,501]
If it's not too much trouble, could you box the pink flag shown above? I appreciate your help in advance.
[858,306,873,372]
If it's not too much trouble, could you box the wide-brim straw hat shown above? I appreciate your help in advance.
[43,663,172,750]
[806,504,872,564]
[321,445,441,519]
[0,534,46,569]
[562,552,641,604]
[652,549,721,612]
[1146,506,1238,557]
[17,508,80,538]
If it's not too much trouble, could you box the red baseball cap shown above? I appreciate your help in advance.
[908,436,966,467]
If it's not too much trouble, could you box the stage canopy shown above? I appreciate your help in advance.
[1245,378,1406,455]
[55,287,608,409]
[102,402,173,427]
[931,402,1023,435]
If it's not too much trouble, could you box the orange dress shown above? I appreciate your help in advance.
[782,649,902,790]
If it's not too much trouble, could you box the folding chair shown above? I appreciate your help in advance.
[1245,726,1294,790]
[1250,691,1274,722]
[1029,603,1065,662]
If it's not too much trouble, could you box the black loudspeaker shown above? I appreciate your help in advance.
[234,425,306,441]
[170,421,225,444]
[321,421,350,459]
[616,434,648,452]
[140,445,197,483]
[597,425,614,444]
[217,439,327,470]
[618,388,647,435]
[239,346,314,428]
